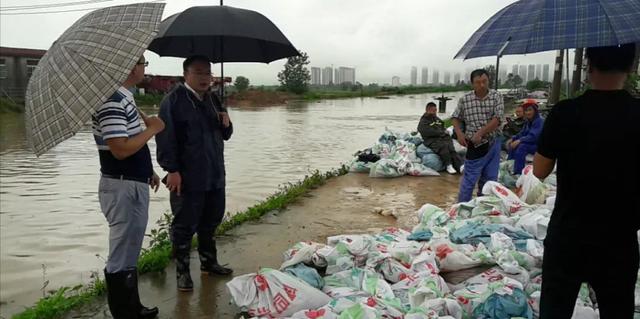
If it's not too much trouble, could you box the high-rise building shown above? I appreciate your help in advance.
[421,67,429,86]
[322,67,333,85]
[535,64,542,80]
[519,65,527,82]
[432,70,440,85]
[337,67,356,84]
[392,76,400,86]
[454,72,461,85]
[512,64,519,77]
[528,64,536,82]
[311,67,321,85]
[335,69,340,85]
[444,72,451,85]
[499,68,507,86]
[410,66,418,86]
[542,64,550,82]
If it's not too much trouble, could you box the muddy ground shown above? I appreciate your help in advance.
[67,172,464,319]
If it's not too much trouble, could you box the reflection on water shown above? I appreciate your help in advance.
[0,91,468,315]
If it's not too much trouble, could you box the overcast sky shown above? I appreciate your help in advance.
[1,0,567,85]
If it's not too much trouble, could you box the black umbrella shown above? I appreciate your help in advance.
[148,3,299,104]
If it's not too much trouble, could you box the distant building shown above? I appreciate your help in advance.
[410,66,417,86]
[444,72,451,85]
[322,67,333,85]
[392,76,400,86]
[0,46,47,98]
[519,65,527,82]
[542,64,550,82]
[535,64,542,80]
[498,68,507,85]
[512,64,519,77]
[528,64,536,82]
[454,72,461,85]
[432,70,440,85]
[421,67,429,86]
[311,67,321,85]
[336,67,355,85]
[335,69,340,85]
[139,74,182,94]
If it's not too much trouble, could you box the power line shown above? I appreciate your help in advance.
[0,0,114,11]
[0,0,164,15]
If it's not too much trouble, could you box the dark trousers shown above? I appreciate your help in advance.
[426,139,462,170]
[540,236,639,319]
[169,188,226,248]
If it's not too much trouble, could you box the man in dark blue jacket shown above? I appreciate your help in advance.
[156,55,233,292]
[506,100,543,175]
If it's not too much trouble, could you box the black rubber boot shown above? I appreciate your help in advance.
[198,237,233,276]
[175,244,193,292]
[104,269,137,319]
[131,270,159,318]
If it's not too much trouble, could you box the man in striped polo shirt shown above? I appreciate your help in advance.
[452,69,504,203]
[92,56,164,319]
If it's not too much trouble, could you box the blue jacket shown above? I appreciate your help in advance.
[156,84,233,191]
[513,112,543,145]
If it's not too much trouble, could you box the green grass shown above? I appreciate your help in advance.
[12,275,106,319]
[0,97,25,113]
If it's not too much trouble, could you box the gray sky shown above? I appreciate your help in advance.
[1,0,564,85]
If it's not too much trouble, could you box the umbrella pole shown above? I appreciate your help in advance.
[220,0,224,107]
[565,49,570,98]
[494,40,510,90]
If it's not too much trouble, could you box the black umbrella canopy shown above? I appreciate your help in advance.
[148,5,299,63]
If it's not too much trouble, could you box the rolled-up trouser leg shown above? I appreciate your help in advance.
[99,178,149,273]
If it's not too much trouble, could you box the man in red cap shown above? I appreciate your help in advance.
[505,99,543,175]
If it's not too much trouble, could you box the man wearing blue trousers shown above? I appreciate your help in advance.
[452,69,504,203]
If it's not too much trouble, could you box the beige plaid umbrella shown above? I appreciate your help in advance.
[25,2,165,156]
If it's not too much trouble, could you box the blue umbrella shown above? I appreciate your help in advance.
[455,0,640,60]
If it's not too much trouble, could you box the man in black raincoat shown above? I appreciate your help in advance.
[156,55,233,292]
[417,102,462,174]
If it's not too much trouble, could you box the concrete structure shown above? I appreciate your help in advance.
[542,64,550,82]
[535,64,542,80]
[0,46,47,98]
[519,65,527,82]
[322,67,333,85]
[410,66,417,86]
[311,67,321,85]
[421,67,429,86]
[528,64,536,82]
[391,76,400,86]
[335,69,340,85]
[337,67,356,85]
[454,72,461,85]
[432,70,440,85]
[444,71,451,85]
[498,68,507,86]
[512,64,519,77]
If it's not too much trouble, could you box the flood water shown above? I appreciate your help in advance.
[0,91,469,316]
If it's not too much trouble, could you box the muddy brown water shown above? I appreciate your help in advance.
[64,173,462,318]
[0,92,471,316]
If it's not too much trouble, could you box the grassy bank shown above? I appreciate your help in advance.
[300,85,471,101]
[0,98,24,113]
[12,166,349,319]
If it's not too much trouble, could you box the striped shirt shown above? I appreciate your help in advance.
[92,87,142,150]
[92,86,152,178]
[452,90,504,146]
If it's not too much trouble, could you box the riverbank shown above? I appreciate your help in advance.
[63,173,461,319]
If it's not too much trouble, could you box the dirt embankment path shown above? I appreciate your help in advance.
[68,173,462,319]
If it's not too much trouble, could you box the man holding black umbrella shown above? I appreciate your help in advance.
[156,55,233,292]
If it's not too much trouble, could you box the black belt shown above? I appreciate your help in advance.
[102,174,150,184]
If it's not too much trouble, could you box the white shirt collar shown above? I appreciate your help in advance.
[184,82,204,101]
[117,86,135,101]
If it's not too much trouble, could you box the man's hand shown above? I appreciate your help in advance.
[510,140,521,149]
[471,131,483,145]
[150,172,160,193]
[219,112,231,128]
[165,171,182,196]
[456,134,467,147]
[143,116,165,134]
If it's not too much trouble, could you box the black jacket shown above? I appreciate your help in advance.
[417,114,448,143]
[156,84,233,191]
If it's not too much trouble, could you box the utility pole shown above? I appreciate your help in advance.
[549,50,564,105]
[570,48,584,97]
